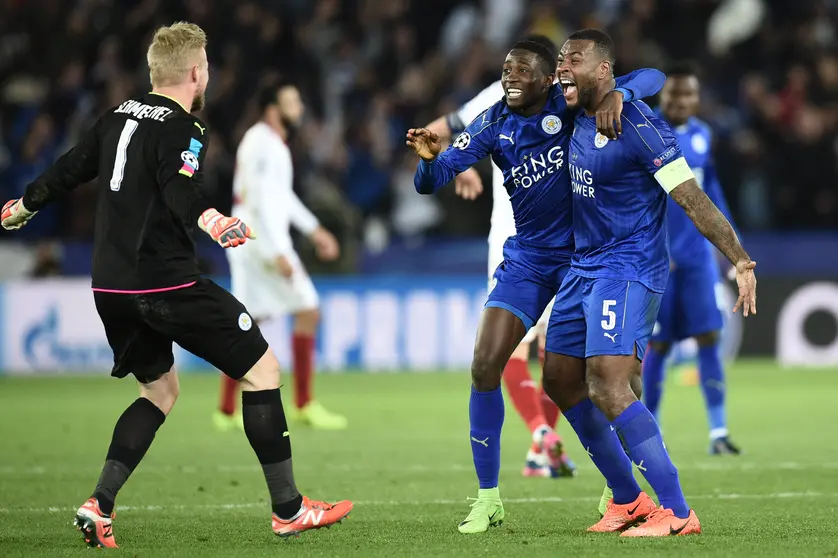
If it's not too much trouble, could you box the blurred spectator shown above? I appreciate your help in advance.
[0,0,836,269]
[30,242,62,277]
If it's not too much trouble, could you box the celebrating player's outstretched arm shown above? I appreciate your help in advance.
[409,121,497,196]
[1,112,254,252]
[425,99,485,200]
[667,178,756,315]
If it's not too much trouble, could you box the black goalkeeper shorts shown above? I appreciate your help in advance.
[94,278,269,383]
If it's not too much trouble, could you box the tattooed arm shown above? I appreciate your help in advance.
[625,104,756,315]
[669,179,747,265]
[669,178,757,315]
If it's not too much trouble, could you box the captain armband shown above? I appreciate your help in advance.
[653,157,695,194]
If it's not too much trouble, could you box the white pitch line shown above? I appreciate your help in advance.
[0,492,836,515]
[1,461,838,475]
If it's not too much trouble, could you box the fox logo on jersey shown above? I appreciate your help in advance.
[238,313,252,331]
[594,133,609,148]
[541,115,561,135]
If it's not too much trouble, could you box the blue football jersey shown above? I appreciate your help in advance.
[656,113,737,270]
[416,85,575,254]
[415,70,666,255]
[568,101,685,293]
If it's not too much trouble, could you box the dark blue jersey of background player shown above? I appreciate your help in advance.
[643,64,745,457]
[659,114,736,269]
[411,63,664,255]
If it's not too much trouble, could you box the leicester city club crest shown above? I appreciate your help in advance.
[594,133,609,148]
[541,115,561,135]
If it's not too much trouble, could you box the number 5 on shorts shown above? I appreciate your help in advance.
[601,299,617,331]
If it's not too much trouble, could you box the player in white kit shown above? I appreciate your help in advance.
[215,82,348,431]
[424,35,575,478]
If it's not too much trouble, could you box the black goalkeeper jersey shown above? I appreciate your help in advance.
[22,93,213,290]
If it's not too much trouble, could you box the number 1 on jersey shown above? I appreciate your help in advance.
[110,119,139,192]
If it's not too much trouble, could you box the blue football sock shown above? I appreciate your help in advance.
[614,401,690,518]
[641,346,666,421]
[469,386,504,489]
[698,343,727,438]
[564,398,641,505]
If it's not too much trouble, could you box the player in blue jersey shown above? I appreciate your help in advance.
[642,63,742,455]
[542,29,757,537]
[425,35,577,481]
[407,38,665,534]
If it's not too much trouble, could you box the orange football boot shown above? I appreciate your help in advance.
[587,491,656,532]
[620,506,701,537]
[73,497,118,548]
[272,496,353,538]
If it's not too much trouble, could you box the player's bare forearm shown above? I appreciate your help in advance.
[670,179,749,266]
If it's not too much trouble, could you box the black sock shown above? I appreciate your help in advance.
[242,389,302,519]
[92,398,166,515]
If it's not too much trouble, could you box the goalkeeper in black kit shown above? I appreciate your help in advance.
[0,21,352,549]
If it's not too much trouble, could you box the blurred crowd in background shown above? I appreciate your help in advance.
[0,0,836,274]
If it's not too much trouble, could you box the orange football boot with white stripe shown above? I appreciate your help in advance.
[73,497,118,548]
[620,506,701,537]
[587,491,656,532]
[272,496,353,538]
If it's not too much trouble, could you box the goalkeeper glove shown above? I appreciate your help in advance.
[198,208,256,248]
[1,199,36,231]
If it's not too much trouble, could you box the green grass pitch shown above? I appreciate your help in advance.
[1,360,837,557]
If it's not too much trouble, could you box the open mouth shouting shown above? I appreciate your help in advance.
[560,77,577,104]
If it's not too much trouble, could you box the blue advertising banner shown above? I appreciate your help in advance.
[0,276,485,374]
[0,275,760,375]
